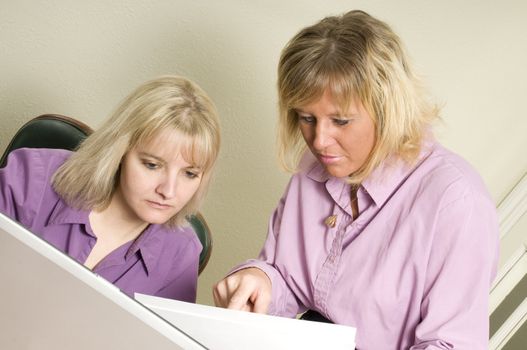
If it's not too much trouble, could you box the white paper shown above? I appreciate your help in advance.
[136,293,356,350]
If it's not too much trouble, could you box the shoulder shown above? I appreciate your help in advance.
[0,148,72,225]
[414,142,494,209]
[6,148,72,173]
[150,224,202,256]
[137,224,201,272]
[2,148,73,189]
[143,224,201,284]
[423,143,490,194]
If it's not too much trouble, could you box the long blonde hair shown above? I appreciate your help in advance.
[53,75,221,226]
[277,10,439,183]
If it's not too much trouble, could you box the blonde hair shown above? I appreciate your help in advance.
[277,10,439,183]
[53,75,221,226]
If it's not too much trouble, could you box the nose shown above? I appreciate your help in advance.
[156,172,177,199]
[313,120,333,150]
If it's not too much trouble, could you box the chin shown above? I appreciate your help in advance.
[140,214,172,226]
[325,165,358,179]
[326,169,350,178]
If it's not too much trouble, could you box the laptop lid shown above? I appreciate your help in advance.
[0,212,206,350]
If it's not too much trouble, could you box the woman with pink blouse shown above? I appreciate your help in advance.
[1,76,220,302]
[213,10,499,349]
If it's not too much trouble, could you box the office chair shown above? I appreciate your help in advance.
[0,114,212,274]
[0,114,93,168]
[188,212,213,274]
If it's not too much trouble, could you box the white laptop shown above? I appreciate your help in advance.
[0,212,205,350]
[0,212,356,350]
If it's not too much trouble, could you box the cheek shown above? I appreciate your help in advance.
[121,165,151,194]
[366,126,377,153]
[181,180,201,202]
[300,129,318,153]
[298,124,313,141]
[339,135,371,161]
[356,123,376,154]
[358,131,374,152]
[189,180,201,197]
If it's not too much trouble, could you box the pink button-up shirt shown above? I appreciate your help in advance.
[235,141,499,349]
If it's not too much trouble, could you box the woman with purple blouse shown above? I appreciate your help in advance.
[213,10,499,349]
[0,75,220,302]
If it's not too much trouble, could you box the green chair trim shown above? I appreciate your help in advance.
[188,213,212,274]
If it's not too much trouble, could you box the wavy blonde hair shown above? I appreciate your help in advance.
[53,75,221,226]
[277,10,439,183]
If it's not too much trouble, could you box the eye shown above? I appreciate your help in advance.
[142,160,160,170]
[298,115,316,124]
[185,170,201,179]
[333,118,350,126]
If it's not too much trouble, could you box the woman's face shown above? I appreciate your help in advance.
[115,129,202,225]
[296,90,376,178]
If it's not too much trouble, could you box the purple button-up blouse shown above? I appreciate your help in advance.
[0,148,201,302]
[234,141,499,349]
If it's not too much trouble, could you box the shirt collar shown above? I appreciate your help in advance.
[302,141,435,208]
[125,225,163,275]
[302,151,329,183]
[360,157,411,207]
[302,152,355,215]
[48,199,161,275]
[363,142,435,207]
[48,199,90,226]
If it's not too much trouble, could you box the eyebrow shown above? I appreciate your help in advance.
[138,151,165,163]
[138,151,203,170]
[293,108,352,119]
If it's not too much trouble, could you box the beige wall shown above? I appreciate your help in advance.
[1,0,526,307]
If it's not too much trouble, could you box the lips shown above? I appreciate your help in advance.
[146,200,172,209]
[317,154,341,165]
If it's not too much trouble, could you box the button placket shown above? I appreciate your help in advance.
[313,210,351,313]
[313,180,354,314]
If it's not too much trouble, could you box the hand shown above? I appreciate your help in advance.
[213,267,272,314]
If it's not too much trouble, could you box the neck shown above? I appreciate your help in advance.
[350,185,360,220]
[90,192,148,242]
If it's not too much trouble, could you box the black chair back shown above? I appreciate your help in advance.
[0,114,92,168]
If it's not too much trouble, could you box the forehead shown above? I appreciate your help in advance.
[142,127,186,145]
[137,129,197,164]
[295,89,361,114]
[292,69,360,102]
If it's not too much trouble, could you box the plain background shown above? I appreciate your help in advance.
[1,0,526,309]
